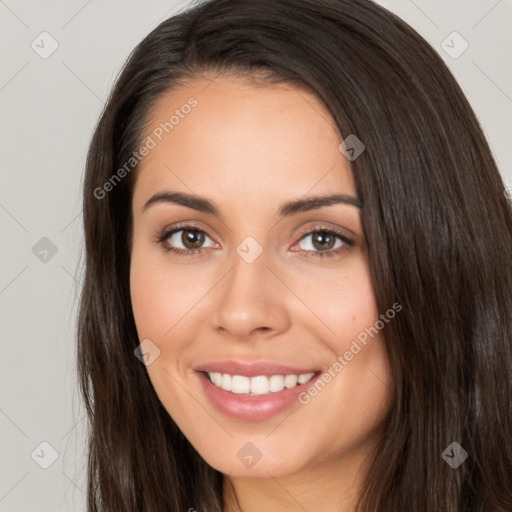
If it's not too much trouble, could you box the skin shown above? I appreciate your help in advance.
[130,74,392,512]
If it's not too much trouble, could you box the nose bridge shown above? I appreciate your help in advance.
[210,238,289,339]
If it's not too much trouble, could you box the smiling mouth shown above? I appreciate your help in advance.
[202,370,318,396]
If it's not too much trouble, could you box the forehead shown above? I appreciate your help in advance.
[132,75,356,208]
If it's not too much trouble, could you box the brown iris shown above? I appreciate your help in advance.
[181,229,205,249]
[311,231,336,251]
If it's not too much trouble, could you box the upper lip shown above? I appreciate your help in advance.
[193,360,320,377]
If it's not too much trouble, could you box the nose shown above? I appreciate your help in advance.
[209,245,291,341]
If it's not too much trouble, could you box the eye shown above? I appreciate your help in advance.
[156,224,354,259]
[157,226,217,255]
[292,228,353,259]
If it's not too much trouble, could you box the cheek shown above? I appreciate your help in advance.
[129,245,212,374]
[130,260,165,339]
[304,256,379,344]
[299,258,391,417]
[130,244,193,338]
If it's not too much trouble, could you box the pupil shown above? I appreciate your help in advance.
[183,229,204,249]
[313,231,334,251]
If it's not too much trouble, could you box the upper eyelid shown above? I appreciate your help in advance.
[295,224,352,240]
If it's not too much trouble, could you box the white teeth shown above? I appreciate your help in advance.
[269,375,284,392]
[284,375,298,388]
[221,373,232,391]
[298,373,313,384]
[231,375,250,394]
[250,375,270,395]
[207,371,315,395]
[212,372,223,387]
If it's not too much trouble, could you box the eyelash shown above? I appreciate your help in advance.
[155,224,354,259]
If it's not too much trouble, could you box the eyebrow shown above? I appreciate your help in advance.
[142,191,362,217]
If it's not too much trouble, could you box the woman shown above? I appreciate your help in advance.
[77,0,512,510]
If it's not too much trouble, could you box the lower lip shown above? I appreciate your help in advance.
[195,371,320,421]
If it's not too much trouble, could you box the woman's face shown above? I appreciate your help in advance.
[130,75,392,480]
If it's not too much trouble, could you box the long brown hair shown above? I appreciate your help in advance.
[77,0,512,510]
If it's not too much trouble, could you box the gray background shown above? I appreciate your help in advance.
[1,0,510,510]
